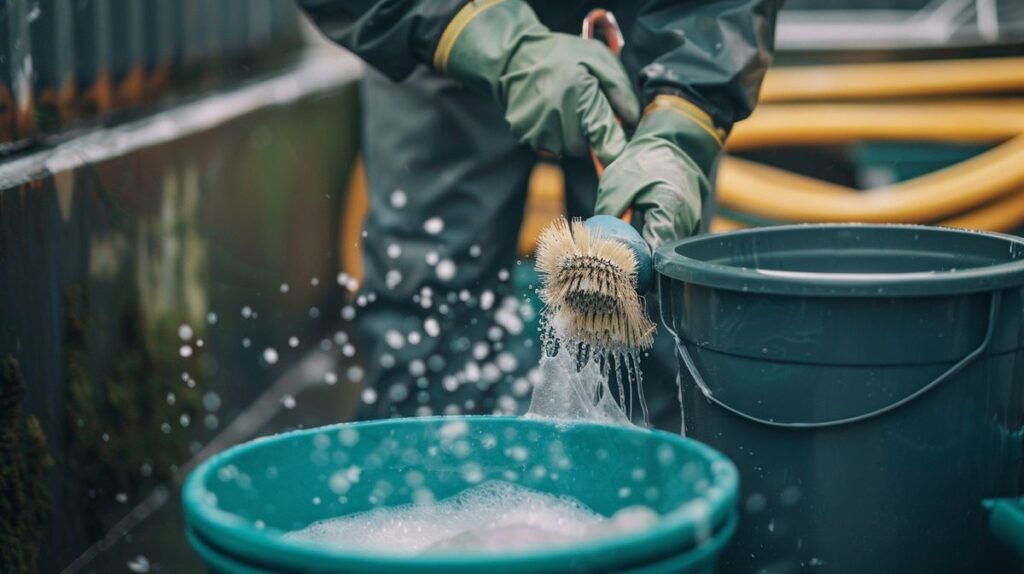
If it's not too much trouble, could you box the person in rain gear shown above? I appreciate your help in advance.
[298,0,780,431]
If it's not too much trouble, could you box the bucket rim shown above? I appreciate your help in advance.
[655,223,1024,297]
[182,416,739,574]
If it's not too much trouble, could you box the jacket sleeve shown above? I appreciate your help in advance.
[296,0,468,81]
[627,0,782,134]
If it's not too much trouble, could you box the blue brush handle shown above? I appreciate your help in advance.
[583,215,653,293]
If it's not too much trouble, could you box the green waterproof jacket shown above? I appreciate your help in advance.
[297,0,781,134]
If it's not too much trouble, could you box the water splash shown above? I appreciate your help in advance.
[526,312,648,427]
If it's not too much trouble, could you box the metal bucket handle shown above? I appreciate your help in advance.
[659,273,1002,429]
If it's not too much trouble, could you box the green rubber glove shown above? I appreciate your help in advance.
[433,0,640,165]
[595,95,724,249]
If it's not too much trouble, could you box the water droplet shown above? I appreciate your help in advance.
[116,492,128,503]
[242,338,252,348]
[423,217,444,235]
[166,393,176,406]
[425,251,439,266]
[263,348,279,365]
[207,312,218,324]
[388,384,409,402]
[203,392,221,411]
[436,259,456,281]
[498,269,510,281]
[347,366,365,382]
[178,324,193,341]
[385,330,405,349]
[179,345,193,358]
[325,372,338,385]
[241,306,253,318]
[311,277,320,286]
[385,270,403,289]
[127,555,151,573]
[281,395,296,409]
[424,317,440,337]
[179,413,191,428]
[386,244,402,259]
[341,306,356,320]
[469,244,481,257]
[409,360,426,377]
[288,336,299,348]
[390,189,407,208]
[361,387,377,404]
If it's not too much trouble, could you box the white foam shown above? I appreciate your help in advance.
[283,481,657,555]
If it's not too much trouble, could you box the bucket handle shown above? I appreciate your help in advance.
[659,273,1003,429]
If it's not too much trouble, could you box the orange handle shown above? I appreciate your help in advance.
[581,9,631,221]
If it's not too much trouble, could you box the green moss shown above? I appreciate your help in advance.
[63,285,202,541]
[0,356,54,574]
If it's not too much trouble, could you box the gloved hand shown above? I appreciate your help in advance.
[595,95,724,250]
[434,0,640,165]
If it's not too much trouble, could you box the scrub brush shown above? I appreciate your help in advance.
[536,215,656,351]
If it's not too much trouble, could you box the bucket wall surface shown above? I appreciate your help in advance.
[656,224,1024,574]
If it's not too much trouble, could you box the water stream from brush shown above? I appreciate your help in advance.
[525,311,650,428]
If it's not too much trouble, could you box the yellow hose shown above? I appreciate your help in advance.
[942,190,1024,233]
[728,101,1024,151]
[718,135,1024,223]
[760,58,1024,102]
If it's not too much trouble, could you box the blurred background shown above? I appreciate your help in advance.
[0,0,1022,572]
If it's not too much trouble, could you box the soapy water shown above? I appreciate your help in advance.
[284,481,659,555]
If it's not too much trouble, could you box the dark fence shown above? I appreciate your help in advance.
[0,0,302,154]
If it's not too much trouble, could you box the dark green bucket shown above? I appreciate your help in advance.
[183,416,739,573]
[655,224,1024,573]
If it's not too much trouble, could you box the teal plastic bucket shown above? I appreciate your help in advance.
[656,224,1024,574]
[183,416,739,573]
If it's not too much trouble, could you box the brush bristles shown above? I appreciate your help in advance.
[536,218,656,350]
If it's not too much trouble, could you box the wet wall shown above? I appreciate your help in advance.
[0,44,363,571]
